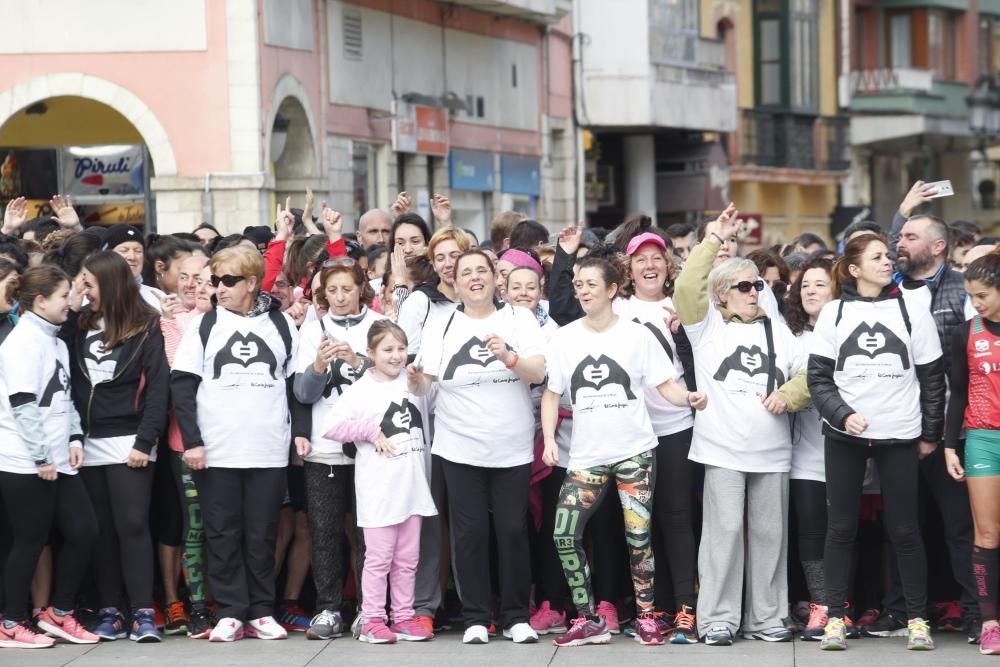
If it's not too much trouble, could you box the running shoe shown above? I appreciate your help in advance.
[861,610,907,637]
[306,609,343,640]
[529,601,567,635]
[704,624,734,646]
[650,610,673,635]
[188,604,213,639]
[391,617,434,641]
[597,601,620,634]
[667,605,698,644]
[935,601,963,632]
[209,617,244,642]
[552,616,610,647]
[844,614,861,639]
[906,617,934,651]
[979,622,1000,655]
[350,609,363,639]
[164,600,189,636]
[358,620,397,644]
[969,618,984,644]
[820,617,847,651]
[800,603,828,641]
[35,608,99,644]
[856,607,880,629]
[414,615,435,636]
[246,616,287,640]
[634,613,664,646]
[129,608,162,643]
[462,624,489,644]
[92,607,127,641]
[278,602,311,633]
[744,627,792,642]
[153,603,166,630]
[502,622,538,643]
[0,620,55,649]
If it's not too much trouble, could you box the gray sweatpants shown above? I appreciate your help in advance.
[696,466,789,637]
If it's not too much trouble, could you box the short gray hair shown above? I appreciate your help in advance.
[708,258,758,303]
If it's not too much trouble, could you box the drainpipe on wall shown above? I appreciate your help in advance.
[202,172,271,227]
[571,0,587,224]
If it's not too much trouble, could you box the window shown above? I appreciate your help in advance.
[760,18,782,105]
[649,0,699,64]
[351,142,378,222]
[753,0,817,111]
[928,10,956,79]
[889,14,912,68]
[791,0,818,109]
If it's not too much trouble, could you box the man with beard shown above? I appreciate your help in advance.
[859,181,981,643]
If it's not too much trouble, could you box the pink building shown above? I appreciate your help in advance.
[0,0,575,240]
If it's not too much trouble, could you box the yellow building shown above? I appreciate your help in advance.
[706,0,848,246]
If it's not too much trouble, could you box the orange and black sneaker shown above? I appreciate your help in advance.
[668,605,698,644]
[164,600,189,636]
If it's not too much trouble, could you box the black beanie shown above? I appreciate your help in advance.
[101,224,144,251]
[243,225,274,248]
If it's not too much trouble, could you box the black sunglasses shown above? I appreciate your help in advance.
[210,274,247,288]
[732,279,765,293]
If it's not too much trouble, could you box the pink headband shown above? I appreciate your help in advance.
[502,248,543,276]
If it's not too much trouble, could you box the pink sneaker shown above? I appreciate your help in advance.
[358,620,397,644]
[530,601,567,635]
[0,621,55,649]
[597,601,620,634]
[552,616,611,647]
[635,613,665,646]
[981,623,1000,655]
[35,608,100,644]
[390,618,433,642]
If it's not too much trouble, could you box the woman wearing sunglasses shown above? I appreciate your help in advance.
[674,204,810,647]
[61,251,169,643]
[171,246,304,642]
[291,257,385,640]
[807,234,944,651]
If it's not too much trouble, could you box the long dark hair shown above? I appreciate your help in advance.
[79,251,158,349]
[143,234,194,287]
[784,256,834,335]
[43,230,102,279]
[389,214,431,251]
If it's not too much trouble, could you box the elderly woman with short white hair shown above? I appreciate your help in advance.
[673,204,809,647]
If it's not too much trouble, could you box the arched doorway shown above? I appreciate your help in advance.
[266,75,321,219]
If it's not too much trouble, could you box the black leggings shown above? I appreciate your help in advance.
[0,471,98,620]
[81,464,155,611]
[791,479,827,562]
[824,438,926,618]
[651,429,697,609]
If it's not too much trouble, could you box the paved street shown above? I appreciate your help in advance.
[5,631,983,666]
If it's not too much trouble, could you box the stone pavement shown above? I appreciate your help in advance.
[4,630,982,666]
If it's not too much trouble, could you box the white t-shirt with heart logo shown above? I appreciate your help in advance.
[172,307,299,468]
[685,306,806,472]
[326,371,437,527]
[294,309,386,465]
[420,304,544,468]
[809,293,941,441]
[546,317,674,470]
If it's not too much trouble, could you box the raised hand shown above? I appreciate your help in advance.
[390,192,412,218]
[431,193,452,226]
[705,202,740,244]
[2,196,28,234]
[558,221,584,256]
[49,194,81,230]
[275,200,295,241]
[899,181,937,217]
[320,202,343,241]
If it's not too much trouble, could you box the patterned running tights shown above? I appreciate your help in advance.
[553,449,656,617]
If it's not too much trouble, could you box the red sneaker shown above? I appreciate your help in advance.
[390,617,433,642]
[35,608,100,644]
[530,601,568,635]
[597,601,620,634]
[635,613,665,646]
[552,616,611,647]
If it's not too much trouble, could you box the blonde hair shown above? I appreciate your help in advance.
[427,226,472,260]
[210,246,265,291]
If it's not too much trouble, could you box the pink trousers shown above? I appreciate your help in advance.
[361,514,422,624]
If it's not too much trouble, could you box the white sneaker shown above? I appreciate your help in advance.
[246,616,288,640]
[503,622,539,644]
[209,617,244,642]
[463,624,489,644]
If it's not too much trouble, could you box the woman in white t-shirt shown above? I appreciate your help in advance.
[0,266,99,649]
[63,251,169,643]
[674,204,810,647]
[325,320,437,644]
[291,259,385,640]
[782,256,836,640]
[541,257,706,648]
[807,234,944,651]
[407,249,546,646]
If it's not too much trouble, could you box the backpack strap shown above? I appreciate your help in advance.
[835,299,845,327]
[763,317,777,397]
[895,293,912,336]
[268,309,293,375]
[198,309,218,351]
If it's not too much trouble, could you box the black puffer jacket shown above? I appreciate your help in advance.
[807,284,946,445]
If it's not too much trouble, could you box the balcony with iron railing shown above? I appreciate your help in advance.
[838,68,971,117]
[740,111,850,171]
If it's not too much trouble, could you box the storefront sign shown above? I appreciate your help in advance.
[61,145,144,198]
[500,155,541,196]
[737,213,763,245]
[392,102,449,156]
[449,150,495,192]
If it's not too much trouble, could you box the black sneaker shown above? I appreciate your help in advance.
[860,611,908,638]
[968,618,983,644]
[187,604,213,639]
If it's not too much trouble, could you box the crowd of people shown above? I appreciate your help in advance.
[0,181,997,654]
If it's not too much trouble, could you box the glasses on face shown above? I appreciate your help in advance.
[210,274,246,288]
[322,257,357,269]
[731,279,765,294]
